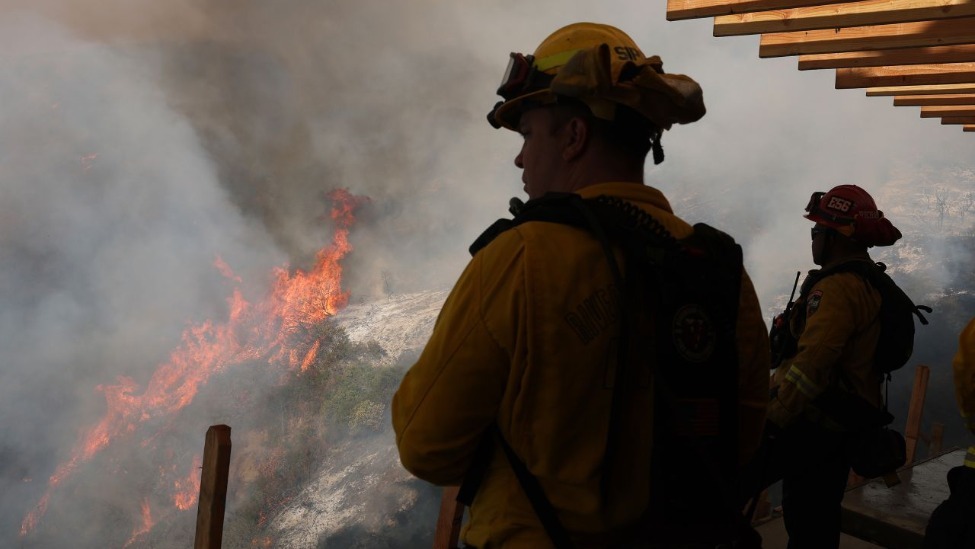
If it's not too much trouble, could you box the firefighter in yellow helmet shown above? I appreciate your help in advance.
[392,22,769,548]
[744,185,907,549]
[923,318,975,547]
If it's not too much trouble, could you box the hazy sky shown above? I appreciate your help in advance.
[0,0,972,545]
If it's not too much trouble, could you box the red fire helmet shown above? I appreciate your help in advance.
[804,184,902,247]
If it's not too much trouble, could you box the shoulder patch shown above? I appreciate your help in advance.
[807,290,824,317]
[672,304,715,363]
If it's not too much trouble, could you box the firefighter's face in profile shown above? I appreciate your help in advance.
[811,223,830,266]
[514,107,569,200]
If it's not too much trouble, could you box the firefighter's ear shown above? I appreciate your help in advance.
[561,116,589,161]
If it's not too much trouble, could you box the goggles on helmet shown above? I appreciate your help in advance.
[488,52,557,129]
[498,53,536,100]
[497,52,556,101]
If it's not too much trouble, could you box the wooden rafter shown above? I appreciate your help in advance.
[799,44,975,70]
[666,0,847,20]
[759,17,975,57]
[941,116,975,124]
[867,83,975,96]
[894,94,975,106]
[665,1,975,136]
[835,63,975,89]
[920,106,975,117]
[714,0,975,37]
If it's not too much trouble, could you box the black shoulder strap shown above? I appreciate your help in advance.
[455,426,575,548]
[801,261,931,325]
[494,425,574,548]
[468,193,593,257]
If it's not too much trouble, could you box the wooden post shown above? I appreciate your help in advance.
[752,489,771,522]
[904,365,930,464]
[929,422,944,457]
[194,425,232,549]
[433,486,463,549]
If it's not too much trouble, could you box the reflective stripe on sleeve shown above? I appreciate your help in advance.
[785,364,823,400]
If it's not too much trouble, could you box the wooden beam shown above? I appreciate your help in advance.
[716,0,975,37]
[433,486,464,549]
[929,422,944,457]
[920,106,975,117]
[667,0,847,20]
[965,125,975,131]
[760,17,975,57]
[894,94,975,106]
[835,63,975,89]
[904,366,929,464]
[194,425,232,549]
[867,83,975,96]
[799,44,975,70]
[940,116,975,124]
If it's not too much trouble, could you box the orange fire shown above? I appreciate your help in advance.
[174,455,203,511]
[124,498,154,548]
[21,188,367,538]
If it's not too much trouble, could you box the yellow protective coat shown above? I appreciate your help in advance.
[953,318,975,458]
[768,267,883,429]
[392,182,769,548]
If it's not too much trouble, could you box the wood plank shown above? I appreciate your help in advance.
[433,486,464,549]
[716,0,975,37]
[903,366,929,464]
[835,63,975,89]
[920,105,975,117]
[667,0,847,20]
[894,94,975,106]
[760,17,975,57]
[799,44,975,70]
[929,423,944,457]
[965,124,975,131]
[939,115,975,123]
[867,83,975,96]
[194,425,232,549]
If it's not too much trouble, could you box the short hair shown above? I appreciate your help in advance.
[546,98,657,162]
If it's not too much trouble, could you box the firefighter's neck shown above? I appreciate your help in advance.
[562,144,645,191]
[821,239,871,269]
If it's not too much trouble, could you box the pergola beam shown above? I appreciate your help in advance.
[835,63,975,89]
[666,0,847,20]
[716,0,975,37]
[893,94,975,106]
[920,106,975,118]
[940,116,975,124]
[760,17,975,57]
[867,83,975,96]
[799,45,975,70]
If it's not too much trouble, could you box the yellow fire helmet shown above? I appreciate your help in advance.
[487,22,706,141]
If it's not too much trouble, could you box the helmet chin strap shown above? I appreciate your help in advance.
[651,131,664,165]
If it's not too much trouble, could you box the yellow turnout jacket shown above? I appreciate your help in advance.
[952,317,975,468]
[768,264,883,429]
[392,182,769,548]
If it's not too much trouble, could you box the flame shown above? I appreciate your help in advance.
[21,188,367,538]
[124,498,154,548]
[174,455,203,511]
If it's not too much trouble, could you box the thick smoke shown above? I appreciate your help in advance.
[1,0,973,546]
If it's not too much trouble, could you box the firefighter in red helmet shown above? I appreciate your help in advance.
[744,184,912,548]
[392,22,770,548]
